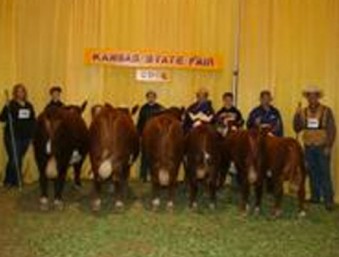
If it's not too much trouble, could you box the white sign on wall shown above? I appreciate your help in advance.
[136,69,170,83]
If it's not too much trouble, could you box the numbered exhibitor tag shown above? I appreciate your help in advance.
[18,109,31,119]
[307,118,320,129]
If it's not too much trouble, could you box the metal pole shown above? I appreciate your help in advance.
[4,90,23,191]
[232,0,242,107]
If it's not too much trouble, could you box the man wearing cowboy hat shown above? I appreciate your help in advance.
[294,85,336,211]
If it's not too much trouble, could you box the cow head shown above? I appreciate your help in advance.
[65,100,88,115]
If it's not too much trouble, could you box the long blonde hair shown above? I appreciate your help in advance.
[12,83,27,101]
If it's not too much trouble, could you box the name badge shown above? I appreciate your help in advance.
[18,109,31,119]
[307,118,319,129]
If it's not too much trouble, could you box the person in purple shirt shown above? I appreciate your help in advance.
[247,90,284,137]
[184,88,215,132]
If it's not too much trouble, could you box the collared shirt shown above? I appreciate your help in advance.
[247,105,284,137]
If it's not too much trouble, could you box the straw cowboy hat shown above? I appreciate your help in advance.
[302,85,324,98]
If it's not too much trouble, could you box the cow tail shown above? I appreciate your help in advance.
[288,144,306,194]
[159,169,170,186]
[46,156,58,179]
[157,119,174,186]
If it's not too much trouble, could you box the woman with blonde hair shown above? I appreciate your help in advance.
[0,84,36,188]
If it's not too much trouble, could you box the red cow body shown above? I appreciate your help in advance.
[89,104,139,211]
[33,103,89,210]
[184,123,222,210]
[142,108,185,211]
[221,129,264,215]
[260,134,307,217]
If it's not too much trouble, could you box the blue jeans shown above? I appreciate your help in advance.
[305,146,334,205]
[3,134,30,187]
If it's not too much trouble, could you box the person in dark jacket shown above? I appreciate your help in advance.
[137,90,164,182]
[215,92,244,135]
[0,84,36,188]
[45,86,64,110]
[184,88,215,132]
[247,90,284,137]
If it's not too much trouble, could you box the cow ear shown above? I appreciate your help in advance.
[80,100,88,113]
[180,106,186,115]
[131,105,139,116]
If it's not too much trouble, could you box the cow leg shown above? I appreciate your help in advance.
[91,173,102,212]
[254,182,264,215]
[272,177,284,218]
[54,168,67,211]
[238,169,250,216]
[297,176,306,217]
[113,180,123,209]
[151,182,161,211]
[39,170,49,211]
[167,182,176,211]
[208,173,218,210]
[72,161,83,189]
[239,180,250,216]
[188,179,198,210]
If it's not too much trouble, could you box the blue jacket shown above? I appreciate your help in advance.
[184,100,214,132]
[247,105,284,137]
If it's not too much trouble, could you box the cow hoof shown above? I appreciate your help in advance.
[152,198,160,211]
[92,199,102,212]
[115,200,124,210]
[190,202,198,211]
[298,210,307,218]
[72,183,82,191]
[107,184,115,194]
[239,210,248,218]
[39,197,49,211]
[166,201,174,212]
[53,200,64,211]
[254,207,261,215]
[272,209,283,219]
[209,203,216,210]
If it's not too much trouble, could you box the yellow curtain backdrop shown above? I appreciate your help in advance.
[0,0,338,201]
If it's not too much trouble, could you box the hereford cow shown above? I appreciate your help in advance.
[142,107,185,211]
[259,131,307,217]
[33,102,89,211]
[221,129,264,215]
[184,123,222,210]
[89,104,139,211]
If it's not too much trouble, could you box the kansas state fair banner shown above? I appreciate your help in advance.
[84,49,222,70]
